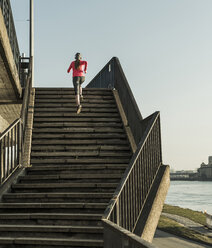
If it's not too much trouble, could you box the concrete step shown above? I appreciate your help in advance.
[26,164,127,175]
[12,183,118,190]
[18,174,122,184]
[31,145,131,152]
[33,112,119,117]
[31,151,131,158]
[0,224,103,239]
[34,103,116,108]
[0,203,107,214]
[0,237,103,247]
[35,88,112,94]
[33,117,121,122]
[35,95,113,100]
[34,108,118,113]
[33,122,122,128]
[3,193,112,203]
[35,98,115,104]
[32,127,124,133]
[32,133,126,139]
[30,158,130,164]
[19,174,122,180]
[0,213,102,226]
[32,139,128,145]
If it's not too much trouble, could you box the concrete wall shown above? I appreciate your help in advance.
[103,219,157,248]
[0,104,22,134]
[0,7,22,134]
[0,8,21,101]
[134,165,170,243]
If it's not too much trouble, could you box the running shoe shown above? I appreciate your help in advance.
[77,105,82,114]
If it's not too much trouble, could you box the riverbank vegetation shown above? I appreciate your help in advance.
[163,204,206,225]
[158,204,212,246]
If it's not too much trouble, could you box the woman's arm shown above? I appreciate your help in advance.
[67,62,73,73]
[83,61,88,73]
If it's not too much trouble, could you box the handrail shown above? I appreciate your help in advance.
[87,58,163,245]
[103,112,162,232]
[87,57,143,145]
[0,0,20,71]
[0,57,32,185]
[114,57,144,145]
[0,118,22,185]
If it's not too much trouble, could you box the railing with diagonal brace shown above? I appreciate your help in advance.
[87,58,163,247]
[0,57,32,185]
[0,119,22,184]
[103,112,162,231]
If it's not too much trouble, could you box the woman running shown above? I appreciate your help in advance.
[67,53,88,114]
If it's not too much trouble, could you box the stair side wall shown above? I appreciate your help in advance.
[134,165,170,243]
[22,88,35,167]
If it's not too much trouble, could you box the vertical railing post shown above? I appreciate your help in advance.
[11,127,14,172]
[18,121,22,166]
[116,198,119,226]
[0,140,3,184]
[2,137,6,181]
[6,133,9,178]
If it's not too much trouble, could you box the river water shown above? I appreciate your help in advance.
[165,181,212,215]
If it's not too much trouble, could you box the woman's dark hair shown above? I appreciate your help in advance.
[75,53,81,70]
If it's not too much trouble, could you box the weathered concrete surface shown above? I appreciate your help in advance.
[22,88,35,167]
[153,230,211,248]
[0,8,22,102]
[0,104,21,134]
[138,165,170,243]
[103,219,157,248]
[0,8,22,134]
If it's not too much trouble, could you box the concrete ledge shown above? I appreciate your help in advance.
[22,88,35,167]
[205,212,212,229]
[112,90,137,153]
[133,165,170,243]
[102,219,157,248]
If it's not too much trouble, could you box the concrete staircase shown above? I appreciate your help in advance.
[0,88,132,247]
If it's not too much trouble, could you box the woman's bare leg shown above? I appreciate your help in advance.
[80,86,82,96]
[76,94,80,106]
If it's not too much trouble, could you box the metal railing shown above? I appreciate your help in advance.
[87,57,144,145]
[0,0,20,71]
[0,57,32,185]
[103,112,161,232]
[87,58,162,247]
[0,119,22,184]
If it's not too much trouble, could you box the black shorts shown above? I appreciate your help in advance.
[73,76,85,95]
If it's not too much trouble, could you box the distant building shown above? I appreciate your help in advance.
[170,170,198,180]
[198,156,212,180]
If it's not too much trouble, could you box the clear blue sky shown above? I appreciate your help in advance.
[11,0,212,171]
